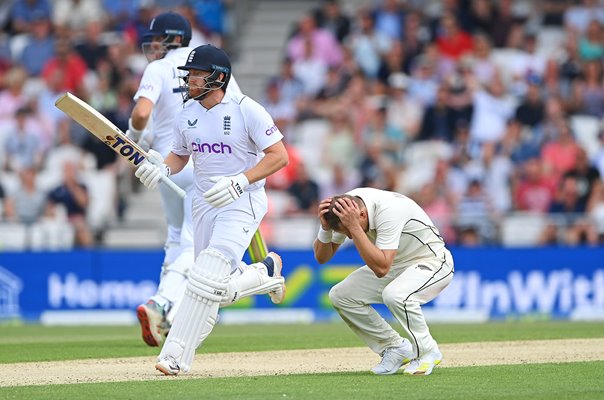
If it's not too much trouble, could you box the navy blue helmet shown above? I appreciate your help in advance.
[177,44,232,102]
[142,12,191,61]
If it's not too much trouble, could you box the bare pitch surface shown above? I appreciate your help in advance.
[0,338,602,387]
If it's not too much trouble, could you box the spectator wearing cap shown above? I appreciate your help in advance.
[19,12,55,76]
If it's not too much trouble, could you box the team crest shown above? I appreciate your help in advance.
[223,115,231,135]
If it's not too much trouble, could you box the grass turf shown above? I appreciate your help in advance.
[1,361,603,400]
[1,321,604,363]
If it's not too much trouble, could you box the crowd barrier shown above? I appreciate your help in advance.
[0,246,603,324]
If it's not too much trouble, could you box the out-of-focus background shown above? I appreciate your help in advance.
[0,0,603,325]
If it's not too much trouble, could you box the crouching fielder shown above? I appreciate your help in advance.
[135,44,288,375]
[313,188,454,376]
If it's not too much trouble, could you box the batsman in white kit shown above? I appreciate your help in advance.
[129,12,282,348]
[313,188,454,376]
[135,43,289,375]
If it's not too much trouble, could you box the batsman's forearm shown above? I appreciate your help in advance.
[165,153,190,175]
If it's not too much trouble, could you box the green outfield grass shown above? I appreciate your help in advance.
[1,320,603,363]
[1,321,603,399]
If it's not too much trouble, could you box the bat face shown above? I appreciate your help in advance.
[103,134,146,166]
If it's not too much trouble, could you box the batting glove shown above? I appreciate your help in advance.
[135,149,170,190]
[203,173,249,208]
[126,118,143,142]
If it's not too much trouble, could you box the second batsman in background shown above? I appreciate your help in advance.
[129,11,275,348]
[135,44,289,375]
[313,188,455,376]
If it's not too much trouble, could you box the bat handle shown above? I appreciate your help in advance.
[160,175,186,199]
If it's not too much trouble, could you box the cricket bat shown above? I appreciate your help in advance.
[55,92,185,199]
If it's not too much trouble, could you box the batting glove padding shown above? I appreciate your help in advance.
[203,173,249,208]
[135,150,170,190]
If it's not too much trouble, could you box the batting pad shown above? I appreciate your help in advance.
[159,248,230,373]
[222,262,283,305]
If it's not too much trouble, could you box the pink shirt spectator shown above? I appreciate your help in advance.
[287,15,343,67]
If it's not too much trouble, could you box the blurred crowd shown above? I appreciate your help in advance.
[0,0,227,248]
[262,0,604,248]
[1,0,604,249]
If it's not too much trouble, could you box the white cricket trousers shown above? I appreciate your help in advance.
[158,160,195,264]
[329,249,454,358]
[192,188,268,271]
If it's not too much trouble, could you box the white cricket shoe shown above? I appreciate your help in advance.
[136,300,164,347]
[404,348,443,376]
[371,340,414,375]
[155,355,181,376]
[262,252,286,304]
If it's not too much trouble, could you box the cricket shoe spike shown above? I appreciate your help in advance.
[262,252,286,304]
[136,300,165,347]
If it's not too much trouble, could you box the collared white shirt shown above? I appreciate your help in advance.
[172,90,283,196]
[332,187,446,265]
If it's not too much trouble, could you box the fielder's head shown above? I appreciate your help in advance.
[323,195,368,238]
[177,44,232,103]
[142,11,192,62]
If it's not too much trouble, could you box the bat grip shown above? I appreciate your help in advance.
[160,175,186,199]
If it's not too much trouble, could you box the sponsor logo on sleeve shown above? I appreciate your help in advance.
[265,124,278,136]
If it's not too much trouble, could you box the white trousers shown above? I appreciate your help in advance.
[329,249,454,358]
[192,189,268,271]
[158,160,195,264]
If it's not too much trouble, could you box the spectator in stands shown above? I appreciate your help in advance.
[564,0,604,35]
[563,147,601,205]
[313,0,351,44]
[541,119,582,185]
[346,9,391,79]
[513,157,556,214]
[414,181,456,243]
[377,39,406,86]
[454,178,498,245]
[469,75,515,146]
[19,12,55,76]
[270,58,306,113]
[46,161,93,247]
[287,13,343,68]
[292,37,328,96]
[543,174,599,246]
[401,10,427,67]
[489,0,516,47]
[587,180,604,242]
[74,18,108,71]
[385,72,422,139]
[372,0,406,41]
[4,107,43,172]
[286,163,320,215]
[322,105,358,171]
[417,85,457,142]
[467,0,493,34]
[515,74,545,128]
[568,60,604,118]
[192,0,227,40]
[52,0,106,36]
[0,181,6,220]
[435,12,473,62]
[406,53,439,107]
[469,33,496,86]
[363,98,406,165]
[0,66,29,126]
[592,130,604,178]
[41,39,88,93]
[262,79,297,136]
[320,163,359,200]
[10,0,52,34]
[578,19,604,60]
[4,167,47,225]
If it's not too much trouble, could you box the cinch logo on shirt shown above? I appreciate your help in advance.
[140,83,153,91]
[265,124,278,136]
[191,141,232,154]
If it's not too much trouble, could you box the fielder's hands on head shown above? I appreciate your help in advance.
[318,198,333,230]
[332,197,361,231]
[204,173,249,208]
[135,149,170,190]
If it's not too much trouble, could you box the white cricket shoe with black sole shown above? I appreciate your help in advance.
[404,348,443,376]
[371,340,414,375]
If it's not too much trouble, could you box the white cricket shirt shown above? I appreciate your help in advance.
[332,187,447,265]
[171,89,284,195]
[134,47,243,157]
